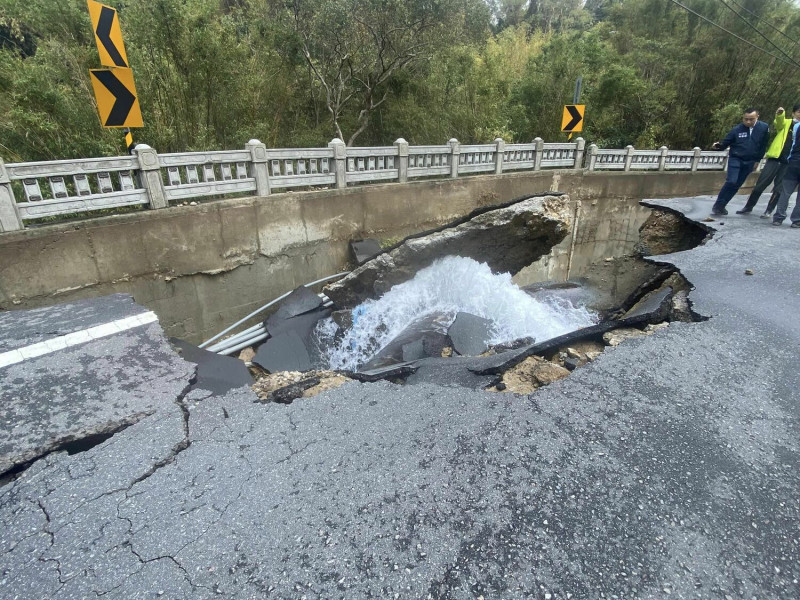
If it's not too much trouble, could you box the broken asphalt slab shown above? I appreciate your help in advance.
[1,194,800,598]
[0,294,196,476]
[170,338,253,396]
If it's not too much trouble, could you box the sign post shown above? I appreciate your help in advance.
[562,75,585,141]
[86,0,142,145]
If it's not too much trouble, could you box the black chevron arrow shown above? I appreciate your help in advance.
[563,105,583,132]
[95,6,127,67]
[92,70,136,126]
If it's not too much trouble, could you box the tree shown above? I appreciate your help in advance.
[288,0,489,145]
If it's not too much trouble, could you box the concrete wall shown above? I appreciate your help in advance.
[0,169,739,343]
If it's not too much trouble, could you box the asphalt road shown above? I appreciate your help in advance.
[1,195,799,599]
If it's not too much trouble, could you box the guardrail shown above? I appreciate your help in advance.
[0,137,735,232]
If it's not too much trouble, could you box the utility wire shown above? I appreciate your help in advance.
[726,0,800,47]
[716,0,800,69]
[668,0,800,71]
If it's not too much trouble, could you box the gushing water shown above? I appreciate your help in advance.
[315,256,597,371]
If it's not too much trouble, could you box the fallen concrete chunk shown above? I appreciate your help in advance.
[350,239,383,266]
[447,312,494,356]
[670,290,694,322]
[620,286,673,325]
[498,355,570,394]
[325,193,573,308]
[603,327,648,347]
[560,341,605,366]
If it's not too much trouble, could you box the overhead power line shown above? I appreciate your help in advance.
[716,0,800,69]
[668,0,800,71]
[726,0,800,47]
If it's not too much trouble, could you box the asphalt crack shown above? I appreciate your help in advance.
[128,375,195,489]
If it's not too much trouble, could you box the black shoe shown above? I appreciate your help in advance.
[711,208,728,216]
[791,223,800,228]
[771,221,782,226]
[735,208,752,214]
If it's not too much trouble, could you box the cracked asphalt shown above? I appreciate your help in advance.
[1,194,799,599]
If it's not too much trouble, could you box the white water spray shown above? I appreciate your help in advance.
[315,256,597,371]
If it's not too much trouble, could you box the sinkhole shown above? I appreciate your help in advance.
[231,194,709,402]
[0,194,711,484]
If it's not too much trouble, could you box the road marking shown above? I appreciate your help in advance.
[0,311,158,369]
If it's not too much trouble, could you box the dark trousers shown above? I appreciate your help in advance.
[713,157,756,211]
[773,165,800,223]
[741,158,786,213]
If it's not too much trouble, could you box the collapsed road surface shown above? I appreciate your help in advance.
[1,194,799,599]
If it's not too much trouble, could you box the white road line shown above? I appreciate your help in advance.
[0,312,158,370]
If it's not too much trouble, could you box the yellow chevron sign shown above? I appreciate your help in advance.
[87,0,129,68]
[561,104,585,133]
[89,67,143,128]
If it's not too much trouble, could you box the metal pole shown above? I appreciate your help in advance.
[568,76,583,141]
[124,128,134,153]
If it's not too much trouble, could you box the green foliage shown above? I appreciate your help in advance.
[4,0,800,162]
[0,0,120,160]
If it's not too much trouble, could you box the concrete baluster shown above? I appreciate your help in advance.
[448,138,460,178]
[574,137,585,170]
[533,137,544,171]
[246,139,270,196]
[394,138,409,183]
[586,144,598,171]
[134,144,168,209]
[494,138,505,175]
[691,147,702,172]
[328,138,347,189]
[0,157,23,231]
[658,146,668,171]
[624,145,635,171]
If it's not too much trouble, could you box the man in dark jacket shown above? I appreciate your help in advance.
[770,120,800,227]
[710,108,770,216]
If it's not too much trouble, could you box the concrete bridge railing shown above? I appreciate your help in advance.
[0,137,732,232]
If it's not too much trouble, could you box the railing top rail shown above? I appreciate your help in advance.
[158,149,251,164]
[6,156,138,179]
[409,145,451,153]
[158,148,252,158]
[346,146,397,152]
[265,148,332,159]
[459,144,497,152]
[542,142,578,150]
